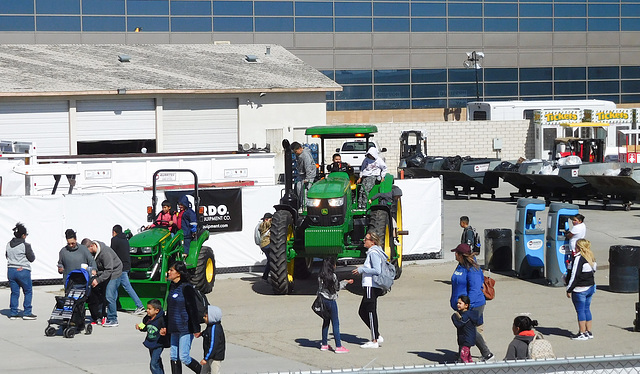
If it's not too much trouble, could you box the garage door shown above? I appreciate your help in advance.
[76,99,156,141]
[0,101,69,156]
[162,98,238,152]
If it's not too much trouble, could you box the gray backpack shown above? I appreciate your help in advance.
[372,248,395,294]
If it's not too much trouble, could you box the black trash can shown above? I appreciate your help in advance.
[609,245,640,293]
[484,228,513,271]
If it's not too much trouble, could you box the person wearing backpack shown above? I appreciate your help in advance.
[254,213,272,281]
[504,315,538,360]
[159,261,202,374]
[352,231,386,349]
[459,216,480,255]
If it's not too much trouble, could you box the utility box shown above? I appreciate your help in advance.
[514,198,546,279]
[545,202,579,287]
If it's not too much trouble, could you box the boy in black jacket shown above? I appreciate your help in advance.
[136,299,168,374]
[198,305,226,374]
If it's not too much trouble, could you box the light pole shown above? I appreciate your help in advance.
[463,51,484,101]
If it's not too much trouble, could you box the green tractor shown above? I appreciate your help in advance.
[118,169,216,309]
[269,125,406,294]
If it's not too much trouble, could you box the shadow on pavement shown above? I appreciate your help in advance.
[536,325,573,338]
[409,348,458,364]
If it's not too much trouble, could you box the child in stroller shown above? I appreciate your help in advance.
[45,268,93,338]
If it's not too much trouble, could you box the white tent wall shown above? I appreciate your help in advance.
[0,179,441,282]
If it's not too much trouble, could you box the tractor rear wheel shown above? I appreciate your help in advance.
[269,210,293,295]
[193,246,216,294]
[368,210,388,247]
[369,208,403,279]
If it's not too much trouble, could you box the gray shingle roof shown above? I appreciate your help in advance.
[0,44,341,96]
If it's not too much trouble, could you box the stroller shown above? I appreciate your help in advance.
[45,268,93,338]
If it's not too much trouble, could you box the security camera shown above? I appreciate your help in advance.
[259,92,266,97]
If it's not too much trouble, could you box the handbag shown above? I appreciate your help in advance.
[311,294,330,319]
[528,332,555,359]
[483,275,496,300]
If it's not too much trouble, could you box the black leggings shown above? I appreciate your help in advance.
[358,286,383,341]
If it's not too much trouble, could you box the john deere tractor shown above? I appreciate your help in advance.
[269,125,405,294]
[118,169,216,309]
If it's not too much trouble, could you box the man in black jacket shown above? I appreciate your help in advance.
[111,225,145,315]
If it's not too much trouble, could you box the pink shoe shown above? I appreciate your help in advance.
[334,346,349,354]
[320,345,330,351]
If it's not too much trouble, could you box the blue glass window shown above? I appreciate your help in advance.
[555,81,586,95]
[485,83,518,96]
[0,0,34,14]
[171,17,212,32]
[521,68,552,81]
[36,0,79,14]
[555,4,586,17]
[411,3,446,17]
[213,17,253,31]
[296,2,333,16]
[213,1,253,15]
[622,5,640,17]
[128,0,169,15]
[520,18,553,31]
[485,68,518,82]
[374,18,409,32]
[555,67,586,80]
[555,95,587,100]
[321,70,334,80]
[589,66,619,80]
[0,16,34,31]
[589,81,619,94]
[484,18,517,32]
[83,16,126,31]
[412,18,446,31]
[83,0,125,15]
[589,18,619,31]
[335,70,372,84]
[520,82,552,96]
[449,69,480,82]
[622,66,640,79]
[449,83,480,98]
[622,19,640,31]
[256,17,293,31]
[412,84,447,98]
[335,18,371,31]
[448,18,482,32]
[485,3,517,17]
[622,80,640,92]
[375,85,410,99]
[295,17,333,32]
[589,4,619,17]
[554,18,587,32]
[255,1,293,16]
[326,91,335,100]
[127,17,170,31]
[375,100,410,110]
[412,99,447,109]
[335,2,371,17]
[171,1,211,16]
[449,3,482,17]
[37,16,81,31]
[339,85,372,100]
[587,95,619,103]
[374,3,409,17]
[375,70,410,84]
[519,4,552,17]
[336,101,373,110]
[621,95,640,104]
[326,102,335,111]
[412,69,447,83]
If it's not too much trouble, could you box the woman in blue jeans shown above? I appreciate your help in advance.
[6,222,36,320]
[318,257,353,353]
[566,238,597,341]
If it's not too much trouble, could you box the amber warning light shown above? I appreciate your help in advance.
[147,206,153,214]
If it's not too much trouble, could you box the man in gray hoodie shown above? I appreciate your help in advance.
[83,238,123,327]
[57,229,96,286]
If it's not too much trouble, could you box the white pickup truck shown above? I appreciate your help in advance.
[335,140,386,174]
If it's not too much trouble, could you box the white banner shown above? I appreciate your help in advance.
[0,179,442,281]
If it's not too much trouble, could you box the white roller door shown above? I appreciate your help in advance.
[163,98,238,152]
[0,101,69,156]
[76,99,156,141]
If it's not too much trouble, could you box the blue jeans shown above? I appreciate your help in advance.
[149,347,164,374]
[170,333,194,364]
[321,298,342,347]
[572,285,595,321]
[470,304,491,358]
[8,267,33,316]
[119,271,143,309]
[105,278,119,323]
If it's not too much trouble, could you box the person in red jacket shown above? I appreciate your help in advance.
[147,200,175,230]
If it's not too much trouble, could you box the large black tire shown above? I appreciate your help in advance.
[368,210,388,247]
[269,210,293,295]
[369,208,403,279]
[193,246,216,294]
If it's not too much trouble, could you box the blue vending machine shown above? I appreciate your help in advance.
[514,198,546,279]
[546,202,579,287]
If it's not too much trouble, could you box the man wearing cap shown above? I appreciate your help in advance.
[82,238,123,327]
[57,229,96,286]
[254,213,273,281]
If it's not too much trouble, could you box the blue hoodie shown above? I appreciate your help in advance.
[450,264,486,312]
[178,195,197,236]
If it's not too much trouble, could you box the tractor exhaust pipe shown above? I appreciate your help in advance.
[280,139,298,209]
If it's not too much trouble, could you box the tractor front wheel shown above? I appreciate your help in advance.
[193,246,216,294]
[269,210,293,295]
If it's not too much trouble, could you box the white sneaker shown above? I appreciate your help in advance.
[133,307,146,315]
[361,341,379,349]
[571,332,588,341]
[377,336,384,344]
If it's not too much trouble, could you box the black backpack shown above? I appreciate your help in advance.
[192,286,210,324]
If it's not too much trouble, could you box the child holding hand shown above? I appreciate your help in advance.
[451,295,480,363]
[197,305,226,374]
[136,299,167,374]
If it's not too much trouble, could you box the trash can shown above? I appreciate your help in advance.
[546,203,579,287]
[609,245,640,293]
[484,228,512,271]
[514,198,546,279]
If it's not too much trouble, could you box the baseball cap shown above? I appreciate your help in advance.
[262,213,273,220]
[451,243,471,255]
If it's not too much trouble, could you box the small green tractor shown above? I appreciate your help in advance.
[118,169,216,309]
[269,125,406,294]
